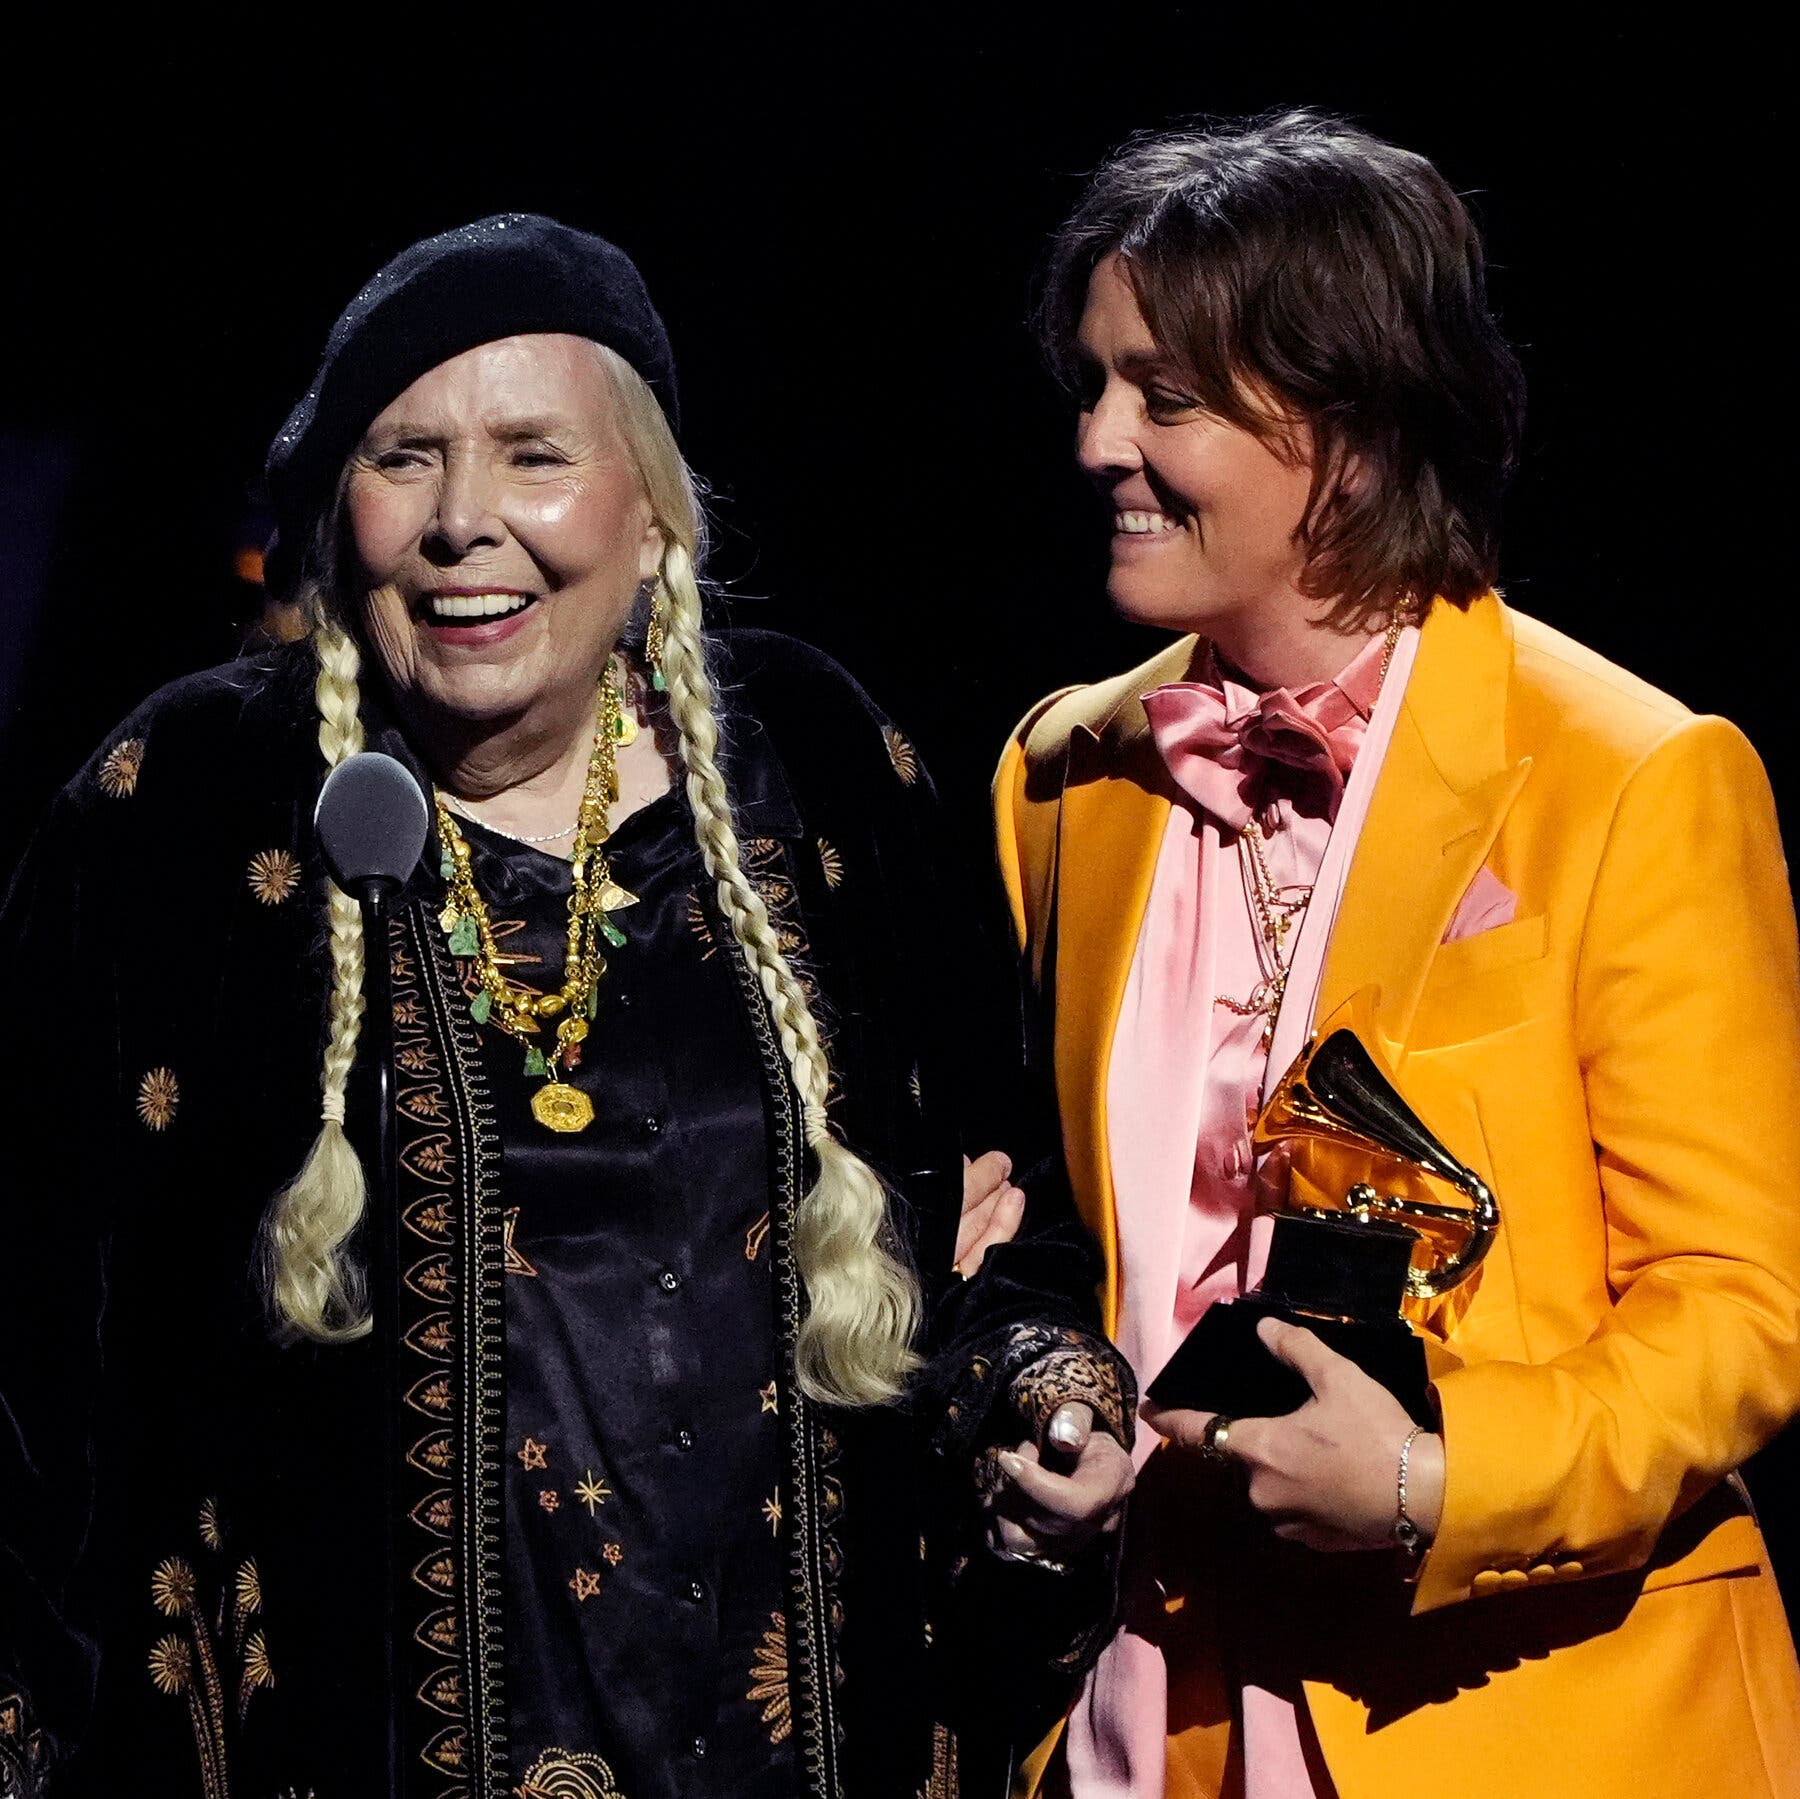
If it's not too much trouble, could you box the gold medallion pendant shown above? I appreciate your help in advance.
[531,1082,596,1134]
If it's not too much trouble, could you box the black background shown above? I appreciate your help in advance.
[4,11,1792,1592]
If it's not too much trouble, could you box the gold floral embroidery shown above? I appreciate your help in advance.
[246,848,300,905]
[917,1721,960,1798]
[884,725,920,786]
[818,838,845,889]
[98,737,145,797]
[137,1067,179,1131]
[747,1610,792,1746]
[145,1499,275,1798]
[516,1747,626,1797]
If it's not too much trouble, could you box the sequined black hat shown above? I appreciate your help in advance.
[264,213,678,597]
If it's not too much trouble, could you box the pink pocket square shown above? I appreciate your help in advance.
[1444,867,1517,943]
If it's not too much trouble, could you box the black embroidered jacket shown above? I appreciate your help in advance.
[0,630,1133,1799]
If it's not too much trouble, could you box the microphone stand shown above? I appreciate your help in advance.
[354,878,403,1797]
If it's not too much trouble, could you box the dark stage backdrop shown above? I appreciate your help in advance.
[4,13,1792,1593]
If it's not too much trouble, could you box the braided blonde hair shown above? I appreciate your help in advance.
[266,342,921,1405]
[262,613,373,1341]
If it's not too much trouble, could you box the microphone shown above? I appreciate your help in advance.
[312,749,428,1795]
[314,750,430,897]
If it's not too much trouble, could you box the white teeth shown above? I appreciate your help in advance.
[427,593,533,620]
[1114,510,1179,535]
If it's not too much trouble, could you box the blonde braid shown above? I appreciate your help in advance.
[659,545,921,1405]
[261,613,372,1342]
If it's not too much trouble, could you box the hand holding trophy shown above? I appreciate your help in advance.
[1143,994,1494,1549]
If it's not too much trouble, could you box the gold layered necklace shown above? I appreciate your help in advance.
[434,662,639,1133]
[1216,608,1407,1051]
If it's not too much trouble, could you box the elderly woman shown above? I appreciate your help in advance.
[0,217,1134,1799]
[993,117,1800,1797]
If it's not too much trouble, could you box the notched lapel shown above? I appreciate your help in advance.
[1319,599,1532,1047]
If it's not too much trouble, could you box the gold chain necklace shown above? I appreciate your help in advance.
[1215,607,1407,1050]
[434,663,640,1133]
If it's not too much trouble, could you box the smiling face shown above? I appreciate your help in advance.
[345,333,663,740]
[1074,252,1319,646]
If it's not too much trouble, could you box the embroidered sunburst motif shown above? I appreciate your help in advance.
[517,1748,626,1798]
[147,1634,193,1695]
[747,1611,792,1745]
[574,1471,612,1516]
[240,1629,274,1711]
[136,1067,180,1132]
[197,1496,225,1553]
[235,1559,262,1620]
[883,725,920,785]
[817,838,845,889]
[98,737,145,798]
[150,1557,197,1618]
[246,848,300,905]
[761,1492,782,1536]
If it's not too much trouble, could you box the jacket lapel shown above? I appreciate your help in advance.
[1051,637,1196,1332]
[1319,596,1532,1042]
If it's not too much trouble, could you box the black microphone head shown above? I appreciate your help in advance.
[314,751,431,893]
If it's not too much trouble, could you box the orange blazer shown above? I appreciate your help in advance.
[995,595,1800,1799]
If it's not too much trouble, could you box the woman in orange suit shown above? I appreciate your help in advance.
[989,112,1800,1798]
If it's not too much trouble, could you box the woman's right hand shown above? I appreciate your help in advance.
[957,1151,1025,1277]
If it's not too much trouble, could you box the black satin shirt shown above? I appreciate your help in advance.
[452,790,794,1797]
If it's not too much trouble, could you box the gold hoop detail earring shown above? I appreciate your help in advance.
[646,577,669,692]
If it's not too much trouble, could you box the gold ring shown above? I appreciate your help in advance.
[1200,1413,1235,1463]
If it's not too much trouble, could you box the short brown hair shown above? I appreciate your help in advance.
[1038,112,1526,627]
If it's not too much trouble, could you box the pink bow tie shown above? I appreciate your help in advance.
[1144,676,1368,831]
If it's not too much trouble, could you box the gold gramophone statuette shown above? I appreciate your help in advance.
[1148,995,1500,1425]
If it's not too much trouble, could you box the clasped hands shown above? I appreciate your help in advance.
[961,1151,1135,1565]
[1143,1315,1446,1552]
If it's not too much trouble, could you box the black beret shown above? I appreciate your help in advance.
[264,213,678,596]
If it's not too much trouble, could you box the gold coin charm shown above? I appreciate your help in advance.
[531,1082,595,1133]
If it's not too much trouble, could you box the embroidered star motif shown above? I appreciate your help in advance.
[537,1490,561,1513]
[517,1437,549,1472]
[761,1492,782,1536]
[575,1471,612,1516]
[602,1542,624,1567]
[503,1208,538,1277]
[745,1212,771,1262]
[569,1567,603,1602]
[759,1381,779,1415]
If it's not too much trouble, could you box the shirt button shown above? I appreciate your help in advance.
[686,1578,706,1602]
[675,1427,695,1451]
[642,1114,662,1136]
[691,1735,708,1759]
[616,990,632,1009]
[658,1269,681,1293]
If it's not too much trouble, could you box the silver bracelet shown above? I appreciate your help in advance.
[1393,1424,1428,1555]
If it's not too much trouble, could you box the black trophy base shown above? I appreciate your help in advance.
[1146,1292,1435,1427]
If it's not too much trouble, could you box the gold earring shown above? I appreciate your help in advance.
[646,576,669,692]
